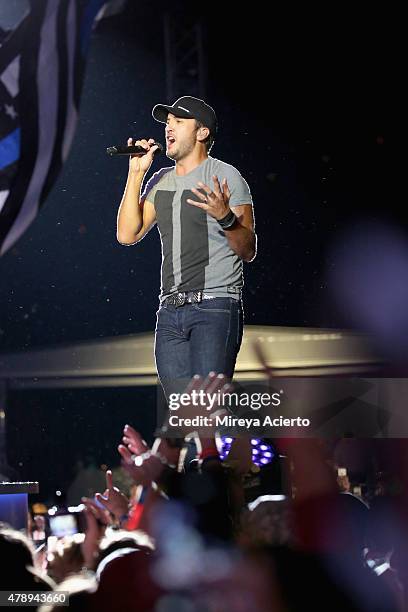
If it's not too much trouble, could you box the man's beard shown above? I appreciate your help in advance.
[166,138,195,161]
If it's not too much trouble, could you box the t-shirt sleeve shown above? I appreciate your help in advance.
[222,164,253,207]
[140,167,170,205]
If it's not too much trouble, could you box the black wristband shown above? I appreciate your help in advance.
[217,209,236,229]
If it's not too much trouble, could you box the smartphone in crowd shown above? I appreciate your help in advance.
[48,505,86,537]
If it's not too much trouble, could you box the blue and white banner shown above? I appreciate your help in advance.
[0,0,117,256]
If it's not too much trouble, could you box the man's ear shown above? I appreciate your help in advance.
[197,126,210,143]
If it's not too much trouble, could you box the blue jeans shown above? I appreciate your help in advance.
[154,297,243,400]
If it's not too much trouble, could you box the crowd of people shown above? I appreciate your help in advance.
[1,373,408,611]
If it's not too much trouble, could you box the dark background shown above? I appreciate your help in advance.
[0,2,393,501]
[0,2,392,350]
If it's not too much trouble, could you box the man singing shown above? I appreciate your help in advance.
[116,96,256,399]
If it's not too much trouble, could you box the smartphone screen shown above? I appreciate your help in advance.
[49,514,78,537]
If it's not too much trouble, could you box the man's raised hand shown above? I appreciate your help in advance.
[128,137,159,174]
[187,175,231,221]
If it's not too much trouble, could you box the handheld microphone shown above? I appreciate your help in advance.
[106,142,163,156]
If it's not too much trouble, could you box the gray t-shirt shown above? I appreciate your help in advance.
[141,156,253,301]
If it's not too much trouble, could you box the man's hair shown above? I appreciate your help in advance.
[195,120,214,152]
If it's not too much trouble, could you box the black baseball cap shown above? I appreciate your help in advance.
[152,96,217,136]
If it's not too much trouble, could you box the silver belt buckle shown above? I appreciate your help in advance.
[176,292,186,307]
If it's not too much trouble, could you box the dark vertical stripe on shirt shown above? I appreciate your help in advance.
[180,189,209,291]
[155,190,175,294]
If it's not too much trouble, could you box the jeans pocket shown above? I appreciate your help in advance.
[192,298,232,313]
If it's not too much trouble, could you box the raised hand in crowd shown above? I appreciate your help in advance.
[159,371,232,439]
[46,536,84,584]
[122,424,149,456]
[81,488,112,570]
[118,438,164,487]
[92,470,129,522]
[118,423,183,487]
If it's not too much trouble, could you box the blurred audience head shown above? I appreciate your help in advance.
[0,523,54,590]
[238,495,292,548]
[38,574,97,612]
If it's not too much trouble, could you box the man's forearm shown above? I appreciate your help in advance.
[116,169,145,243]
[225,221,257,262]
